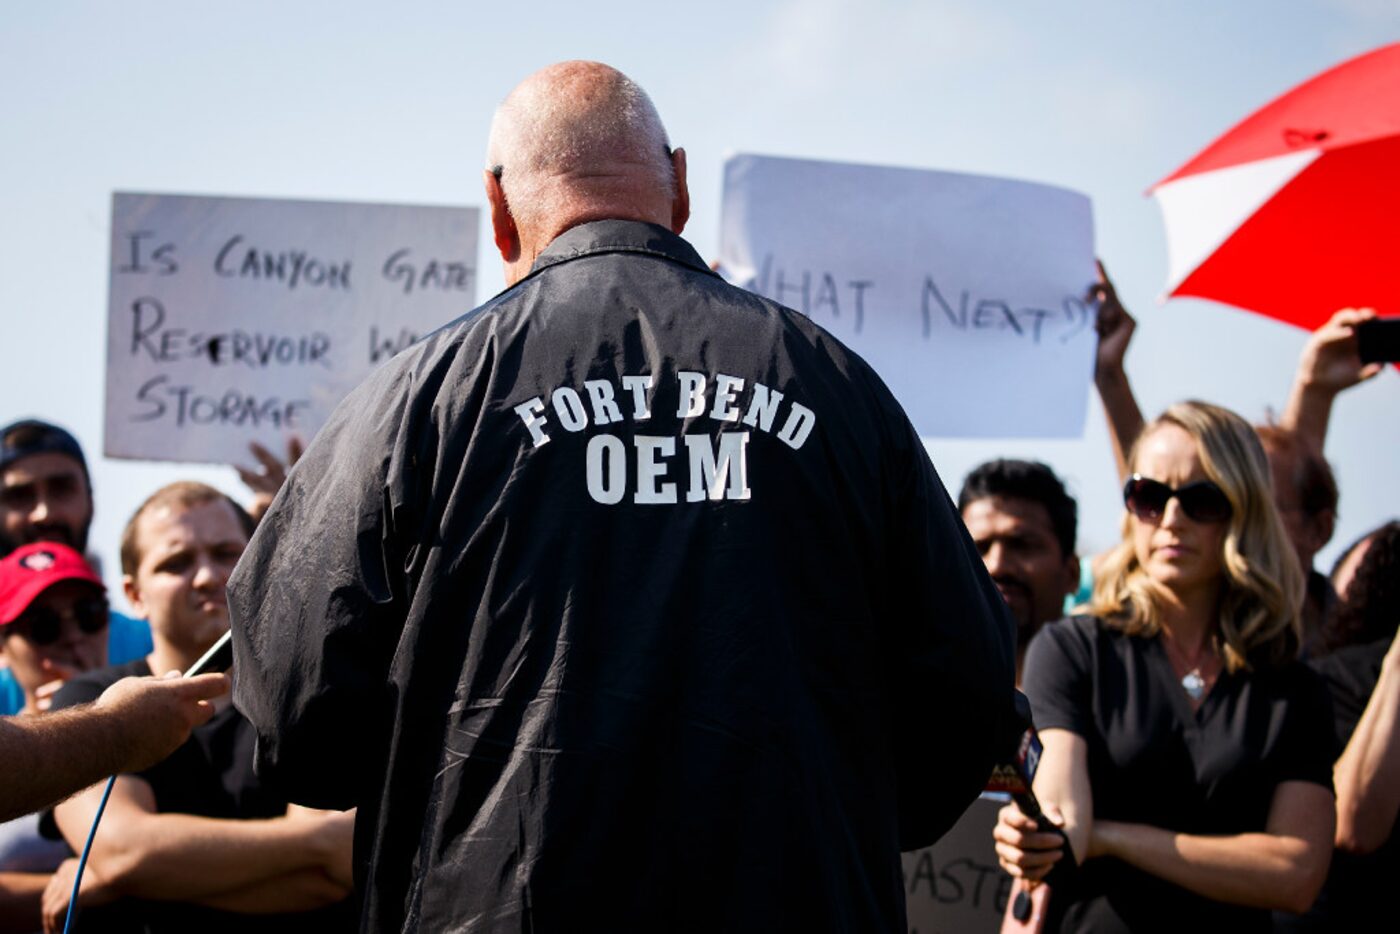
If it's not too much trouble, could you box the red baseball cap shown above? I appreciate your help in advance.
[0,542,104,627]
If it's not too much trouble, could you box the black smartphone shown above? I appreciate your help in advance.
[184,630,234,677]
[1357,318,1400,364]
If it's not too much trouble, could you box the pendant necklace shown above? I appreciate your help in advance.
[1163,636,1213,702]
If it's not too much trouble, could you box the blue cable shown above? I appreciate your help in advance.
[60,634,231,932]
[62,773,116,934]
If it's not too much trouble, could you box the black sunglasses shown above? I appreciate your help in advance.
[1123,475,1233,524]
[11,596,109,647]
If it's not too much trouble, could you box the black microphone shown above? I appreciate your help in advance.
[988,692,1074,928]
[986,693,1068,839]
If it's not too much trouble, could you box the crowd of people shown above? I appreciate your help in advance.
[971,277,1395,931]
[0,60,1394,934]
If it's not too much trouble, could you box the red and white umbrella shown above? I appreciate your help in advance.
[1150,42,1400,331]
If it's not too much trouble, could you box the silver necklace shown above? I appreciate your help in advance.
[1163,636,1213,702]
[1181,668,1206,701]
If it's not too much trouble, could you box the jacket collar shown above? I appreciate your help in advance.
[527,220,716,279]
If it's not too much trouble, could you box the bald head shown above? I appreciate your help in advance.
[484,61,688,283]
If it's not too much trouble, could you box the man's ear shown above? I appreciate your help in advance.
[123,575,145,621]
[669,147,690,234]
[484,169,520,264]
[1062,554,1083,602]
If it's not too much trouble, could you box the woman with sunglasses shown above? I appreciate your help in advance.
[993,400,1335,931]
[0,542,110,933]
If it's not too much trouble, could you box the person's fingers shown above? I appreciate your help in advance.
[994,843,1061,880]
[995,838,1064,868]
[249,440,280,473]
[998,803,1036,830]
[182,672,231,701]
[994,822,1067,852]
[1359,362,1384,381]
[287,435,306,465]
[233,463,264,488]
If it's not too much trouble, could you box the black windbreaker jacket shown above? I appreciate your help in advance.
[229,219,1018,933]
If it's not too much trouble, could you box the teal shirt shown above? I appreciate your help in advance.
[0,610,153,715]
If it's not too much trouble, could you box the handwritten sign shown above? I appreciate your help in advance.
[104,192,479,463]
[902,795,1010,934]
[719,155,1096,438]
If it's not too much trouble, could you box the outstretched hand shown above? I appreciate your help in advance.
[95,672,230,774]
[235,436,305,522]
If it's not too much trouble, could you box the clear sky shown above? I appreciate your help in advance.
[3,0,1397,604]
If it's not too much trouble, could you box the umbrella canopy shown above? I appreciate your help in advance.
[1151,42,1400,331]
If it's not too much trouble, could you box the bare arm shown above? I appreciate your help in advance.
[51,776,352,906]
[1333,631,1400,853]
[1089,260,1144,483]
[195,868,346,914]
[993,728,1093,880]
[0,674,227,822]
[1281,307,1382,451]
[1089,780,1334,915]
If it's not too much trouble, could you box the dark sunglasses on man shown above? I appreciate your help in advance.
[11,596,109,646]
[1123,475,1233,525]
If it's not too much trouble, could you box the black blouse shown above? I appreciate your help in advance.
[1023,615,1334,933]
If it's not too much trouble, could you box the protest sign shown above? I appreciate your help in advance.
[719,155,1096,438]
[104,192,478,463]
[902,795,1009,934]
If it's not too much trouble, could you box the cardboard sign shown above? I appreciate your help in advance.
[719,155,1096,438]
[104,192,479,463]
[902,794,1010,934]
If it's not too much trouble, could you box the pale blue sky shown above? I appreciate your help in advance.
[3,0,1397,601]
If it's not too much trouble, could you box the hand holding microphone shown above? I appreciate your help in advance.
[989,693,1074,932]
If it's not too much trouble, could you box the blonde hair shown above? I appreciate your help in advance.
[1087,401,1303,672]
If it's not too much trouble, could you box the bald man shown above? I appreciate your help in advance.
[230,61,1017,933]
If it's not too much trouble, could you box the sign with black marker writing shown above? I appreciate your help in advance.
[104,192,478,462]
[902,795,1009,934]
[719,155,1096,438]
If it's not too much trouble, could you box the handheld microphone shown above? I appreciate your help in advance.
[986,693,1070,844]
[990,692,1072,931]
[185,630,234,677]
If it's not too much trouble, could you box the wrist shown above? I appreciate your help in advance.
[1095,365,1127,387]
[1088,819,1118,860]
[1295,368,1342,397]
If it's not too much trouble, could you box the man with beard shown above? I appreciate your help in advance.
[959,459,1081,682]
[0,420,152,714]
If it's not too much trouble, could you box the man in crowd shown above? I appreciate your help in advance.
[0,420,152,713]
[229,61,1017,932]
[0,541,224,878]
[47,482,352,933]
[958,459,1080,681]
